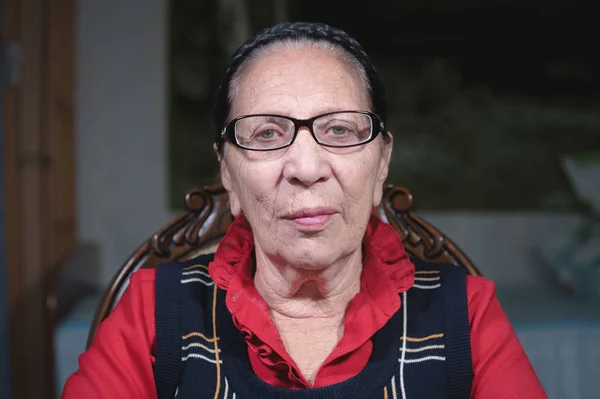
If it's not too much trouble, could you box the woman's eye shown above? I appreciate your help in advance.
[256,129,277,139]
[331,126,348,135]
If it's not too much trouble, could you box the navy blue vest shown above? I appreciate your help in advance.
[154,254,472,399]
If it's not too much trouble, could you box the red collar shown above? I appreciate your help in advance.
[209,212,415,322]
[208,214,415,388]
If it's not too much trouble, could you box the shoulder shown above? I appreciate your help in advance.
[410,257,466,274]
[409,257,495,293]
[126,253,217,302]
[127,253,218,286]
[155,253,216,274]
[131,267,157,284]
[149,253,216,282]
[154,254,218,312]
[408,257,498,313]
[465,275,497,303]
[409,257,468,287]
[124,268,156,307]
[464,274,501,325]
[464,277,547,396]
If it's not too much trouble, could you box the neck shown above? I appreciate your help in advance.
[253,249,363,320]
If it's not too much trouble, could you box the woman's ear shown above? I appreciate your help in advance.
[214,143,242,217]
[373,132,393,207]
[213,143,223,163]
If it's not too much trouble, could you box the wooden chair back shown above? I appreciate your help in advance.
[87,184,480,347]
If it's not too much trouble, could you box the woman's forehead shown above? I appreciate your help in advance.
[231,47,370,117]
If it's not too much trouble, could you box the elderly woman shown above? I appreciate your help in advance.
[62,22,547,398]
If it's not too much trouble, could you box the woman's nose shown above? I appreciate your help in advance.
[282,127,332,186]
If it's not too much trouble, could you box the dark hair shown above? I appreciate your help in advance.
[212,21,387,149]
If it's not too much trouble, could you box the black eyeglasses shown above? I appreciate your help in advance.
[220,111,386,151]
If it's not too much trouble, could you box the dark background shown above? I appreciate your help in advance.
[167,0,600,210]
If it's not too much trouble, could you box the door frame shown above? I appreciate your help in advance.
[1,0,12,396]
[2,1,75,398]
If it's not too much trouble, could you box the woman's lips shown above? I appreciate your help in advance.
[294,214,331,226]
[284,208,336,228]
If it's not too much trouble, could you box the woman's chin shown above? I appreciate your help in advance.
[276,246,347,270]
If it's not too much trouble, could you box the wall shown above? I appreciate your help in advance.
[76,0,172,285]
[74,0,581,289]
[421,212,581,287]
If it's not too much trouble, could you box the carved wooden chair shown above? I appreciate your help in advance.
[87,184,480,347]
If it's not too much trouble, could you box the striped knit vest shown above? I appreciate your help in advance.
[154,254,472,399]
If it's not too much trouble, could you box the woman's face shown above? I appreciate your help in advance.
[218,45,393,269]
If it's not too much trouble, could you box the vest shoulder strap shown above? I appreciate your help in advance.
[154,253,215,398]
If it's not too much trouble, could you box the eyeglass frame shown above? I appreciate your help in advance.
[219,110,387,151]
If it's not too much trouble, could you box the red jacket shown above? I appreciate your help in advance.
[62,215,547,398]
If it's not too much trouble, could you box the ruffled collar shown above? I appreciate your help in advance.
[208,213,415,388]
[208,213,415,315]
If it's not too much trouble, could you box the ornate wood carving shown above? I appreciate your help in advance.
[88,184,480,347]
[4,1,77,397]
[377,184,481,276]
[87,185,233,347]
